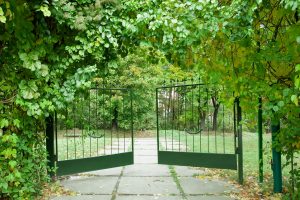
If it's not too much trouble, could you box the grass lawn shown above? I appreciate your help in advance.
[56,129,133,161]
[159,130,235,154]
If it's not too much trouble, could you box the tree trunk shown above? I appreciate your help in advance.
[213,107,219,131]
[200,111,206,130]
[212,96,220,131]
[112,107,118,131]
[198,98,207,130]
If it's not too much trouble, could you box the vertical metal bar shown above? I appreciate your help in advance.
[117,90,120,153]
[110,88,113,155]
[177,87,181,152]
[191,82,195,152]
[89,91,91,157]
[66,106,69,160]
[222,87,225,154]
[164,88,168,151]
[271,119,282,193]
[73,103,77,159]
[258,97,263,183]
[130,89,134,155]
[156,88,160,152]
[103,85,106,155]
[207,88,210,153]
[198,84,201,153]
[123,92,125,152]
[215,89,217,153]
[237,98,243,184]
[234,98,237,154]
[81,96,85,158]
[96,88,99,156]
[168,85,172,150]
[46,115,55,178]
[171,86,174,151]
[223,103,225,154]
[117,92,119,154]
[184,84,187,152]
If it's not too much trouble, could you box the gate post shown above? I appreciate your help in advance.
[46,115,55,178]
[271,119,282,193]
[258,97,263,183]
[236,98,243,184]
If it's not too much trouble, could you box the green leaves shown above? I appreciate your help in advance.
[39,5,51,17]
[291,95,298,106]
[295,64,300,89]
[1,148,17,159]
[19,80,40,100]
[0,7,6,23]
[1,134,18,145]
[8,160,17,169]
[40,64,49,77]
[0,131,48,198]
[0,118,9,128]
[19,52,48,73]
[282,0,300,10]
[13,119,20,128]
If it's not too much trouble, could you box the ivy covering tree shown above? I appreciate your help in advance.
[0,0,299,199]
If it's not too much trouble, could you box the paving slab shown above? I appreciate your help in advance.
[173,166,205,177]
[134,149,157,156]
[116,195,182,200]
[61,176,118,195]
[179,177,236,195]
[118,177,180,195]
[51,195,112,200]
[134,155,157,164]
[123,164,170,177]
[81,166,123,176]
[135,145,157,150]
[135,140,157,144]
[55,138,237,200]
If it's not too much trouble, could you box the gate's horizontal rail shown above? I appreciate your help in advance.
[158,151,237,170]
[57,152,133,176]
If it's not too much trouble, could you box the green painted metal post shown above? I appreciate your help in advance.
[237,98,243,184]
[130,89,134,158]
[258,97,263,183]
[46,115,55,178]
[271,120,282,193]
[156,88,160,152]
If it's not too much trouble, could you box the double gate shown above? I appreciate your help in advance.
[46,82,242,183]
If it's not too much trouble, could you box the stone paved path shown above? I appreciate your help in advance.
[51,138,236,200]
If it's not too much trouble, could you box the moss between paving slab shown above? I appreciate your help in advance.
[111,167,125,200]
[168,165,188,200]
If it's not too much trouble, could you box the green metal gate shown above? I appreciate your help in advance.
[156,82,243,183]
[53,85,134,176]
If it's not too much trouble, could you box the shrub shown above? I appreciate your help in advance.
[0,131,48,199]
